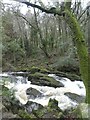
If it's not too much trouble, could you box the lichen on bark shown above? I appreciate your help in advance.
[63,9,90,104]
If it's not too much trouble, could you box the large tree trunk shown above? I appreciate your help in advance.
[64,9,90,104]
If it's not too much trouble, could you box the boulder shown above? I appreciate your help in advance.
[64,92,85,103]
[33,98,64,118]
[1,105,20,119]
[28,72,64,88]
[52,71,81,81]
[2,86,24,114]
[10,72,29,77]
[48,98,59,110]
[26,87,43,99]
[24,101,43,113]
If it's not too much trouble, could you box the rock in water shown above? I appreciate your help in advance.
[48,98,58,109]
[28,72,64,88]
[26,87,43,99]
[64,92,85,103]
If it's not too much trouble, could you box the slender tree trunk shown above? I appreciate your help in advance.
[34,8,50,58]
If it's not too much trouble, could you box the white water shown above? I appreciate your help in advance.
[1,72,86,110]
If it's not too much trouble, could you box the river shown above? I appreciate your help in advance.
[0,72,86,111]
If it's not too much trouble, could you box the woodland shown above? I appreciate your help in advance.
[1,0,90,119]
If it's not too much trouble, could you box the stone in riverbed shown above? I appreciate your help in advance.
[28,72,64,88]
[33,98,64,118]
[53,71,81,81]
[10,72,29,77]
[26,87,43,99]
[64,92,85,103]
[24,101,43,113]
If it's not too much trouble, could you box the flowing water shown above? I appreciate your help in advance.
[0,72,86,111]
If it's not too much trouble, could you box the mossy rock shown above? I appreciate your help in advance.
[26,88,43,99]
[28,72,64,88]
[24,101,43,114]
[2,77,12,84]
[29,66,41,74]
[2,86,24,114]
[65,73,81,81]
[29,66,50,74]
[33,107,64,118]
[40,68,50,74]
[48,98,59,110]
[64,92,85,103]
[33,99,64,118]
[18,110,36,119]
[53,71,81,81]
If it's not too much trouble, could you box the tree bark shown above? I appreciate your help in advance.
[64,9,90,104]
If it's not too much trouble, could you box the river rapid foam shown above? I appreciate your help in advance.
[0,72,86,111]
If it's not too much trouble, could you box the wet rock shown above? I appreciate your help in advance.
[10,72,29,77]
[33,99,64,118]
[52,71,81,81]
[2,86,24,114]
[41,109,63,118]
[18,109,37,118]
[64,92,85,103]
[26,87,43,99]
[24,101,43,113]
[48,98,58,109]
[28,72,64,88]
[1,105,20,119]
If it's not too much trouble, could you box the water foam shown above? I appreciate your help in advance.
[1,73,86,110]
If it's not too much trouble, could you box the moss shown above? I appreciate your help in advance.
[71,105,83,118]
[28,72,64,87]
[33,101,64,118]
[64,9,89,103]
[48,98,59,109]
[40,68,50,74]
[28,72,45,80]
[18,110,36,119]
[41,76,63,87]
[29,66,50,74]
[29,66,41,74]
[66,73,81,81]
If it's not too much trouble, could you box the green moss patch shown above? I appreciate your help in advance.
[28,72,64,87]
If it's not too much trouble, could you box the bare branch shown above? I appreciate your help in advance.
[78,5,90,20]
[13,0,63,16]
[13,11,37,30]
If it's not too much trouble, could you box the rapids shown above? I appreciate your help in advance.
[0,72,86,110]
